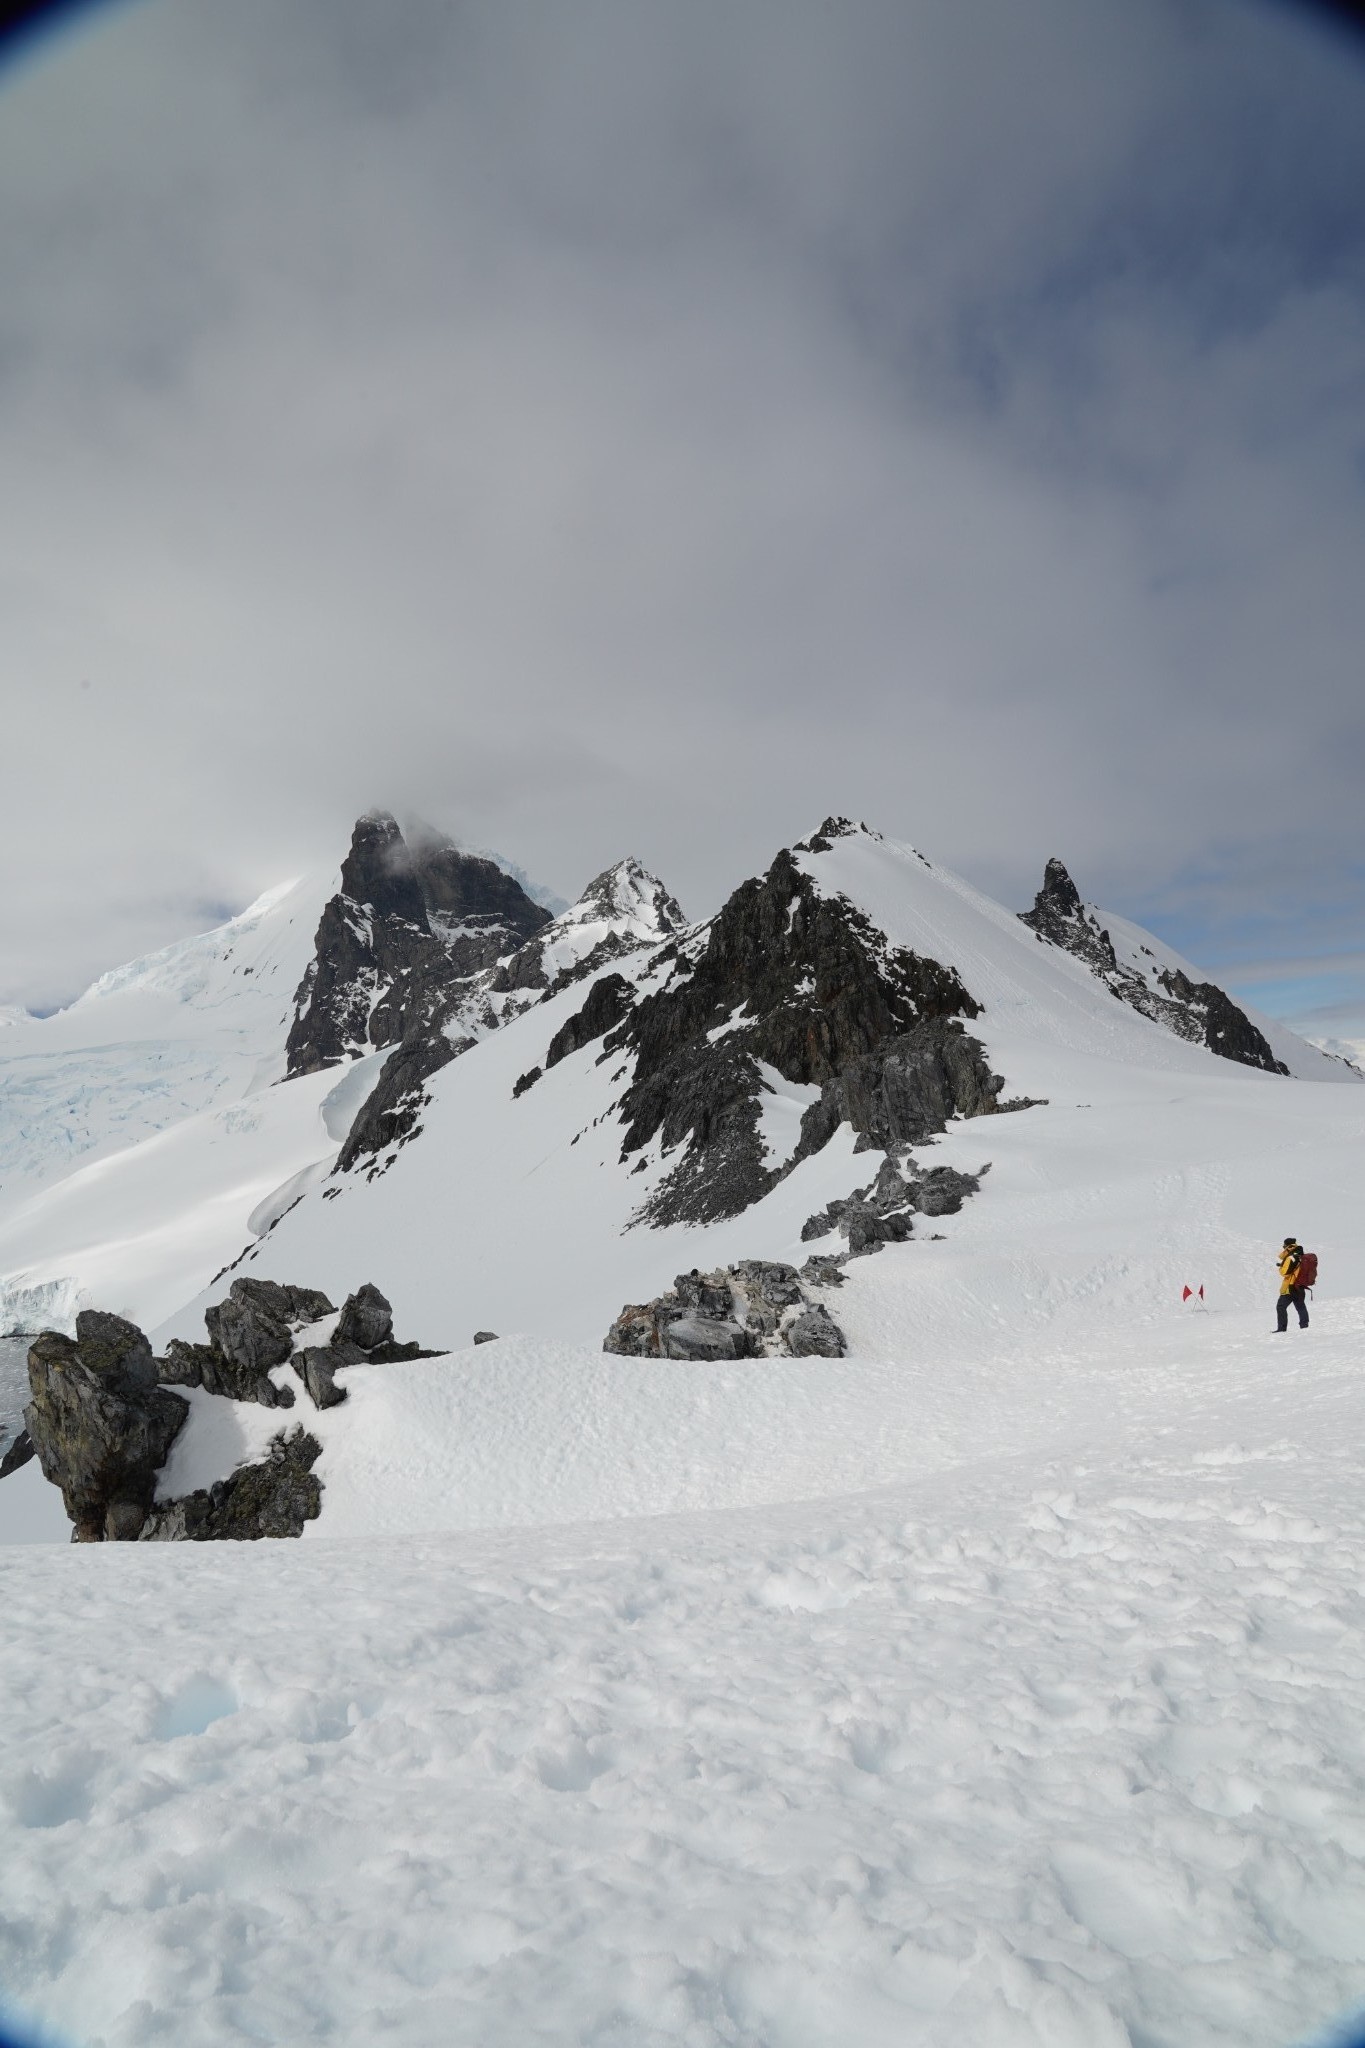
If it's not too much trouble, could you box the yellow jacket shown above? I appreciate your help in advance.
[1277,1246,1303,1295]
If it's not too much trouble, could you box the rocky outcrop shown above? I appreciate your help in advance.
[140,1428,323,1541]
[601,828,996,1227]
[802,1155,987,1255]
[22,1281,441,1542]
[168,1279,336,1408]
[545,973,635,1070]
[791,1020,1025,1166]
[604,1261,846,1361]
[24,1312,189,1542]
[1020,857,1119,975]
[1021,857,1288,1076]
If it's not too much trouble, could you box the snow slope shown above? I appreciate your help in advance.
[3,1314,1365,2047]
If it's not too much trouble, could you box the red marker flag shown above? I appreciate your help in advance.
[1182,1285,1192,1301]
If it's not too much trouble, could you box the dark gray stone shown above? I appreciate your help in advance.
[661,1316,754,1361]
[204,1290,293,1376]
[604,1259,845,1362]
[24,1323,189,1542]
[545,973,636,1070]
[335,1283,393,1351]
[0,1428,35,1479]
[293,1348,348,1410]
[162,1333,299,1407]
[473,1331,499,1345]
[784,1305,847,1358]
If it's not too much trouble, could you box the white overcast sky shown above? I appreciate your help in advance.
[1,0,1363,1038]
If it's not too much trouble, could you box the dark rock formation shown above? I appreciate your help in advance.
[24,1313,188,1542]
[286,812,551,1079]
[473,1331,498,1345]
[23,1281,438,1540]
[1020,857,1120,975]
[791,1019,1021,1165]
[336,1282,393,1351]
[194,1278,334,1405]
[140,1428,323,1541]
[604,1261,846,1360]
[802,1154,988,1256]
[606,833,985,1228]
[545,973,636,1070]
[512,1067,542,1099]
[328,850,681,1176]
[0,1427,34,1479]
[292,1348,350,1410]
[335,1027,466,1174]
[160,1337,296,1409]
[1021,857,1288,1075]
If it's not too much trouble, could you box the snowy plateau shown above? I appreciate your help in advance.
[1,817,1364,2048]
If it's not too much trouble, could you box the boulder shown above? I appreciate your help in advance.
[473,1331,499,1345]
[24,1316,189,1542]
[605,1259,845,1362]
[292,1347,349,1410]
[335,1283,393,1351]
[662,1316,754,1361]
[784,1304,847,1359]
[205,1289,293,1376]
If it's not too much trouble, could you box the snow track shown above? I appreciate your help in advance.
[3,1345,1364,2048]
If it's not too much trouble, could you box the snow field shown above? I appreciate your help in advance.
[3,1340,1364,2048]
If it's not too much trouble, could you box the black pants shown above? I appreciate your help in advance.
[1277,1287,1309,1330]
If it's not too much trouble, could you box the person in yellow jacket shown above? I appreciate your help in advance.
[1275,1237,1309,1331]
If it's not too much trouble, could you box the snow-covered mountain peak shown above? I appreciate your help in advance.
[560,857,686,941]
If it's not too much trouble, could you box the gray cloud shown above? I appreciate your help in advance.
[1,0,1363,1010]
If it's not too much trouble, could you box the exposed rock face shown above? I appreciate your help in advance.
[603,828,996,1227]
[604,1261,846,1361]
[331,849,684,1176]
[792,1021,1021,1165]
[286,812,552,1079]
[1021,857,1288,1075]
[140,1428,323,1541]
[25,1313,188,1542]
[545,972,635,1070]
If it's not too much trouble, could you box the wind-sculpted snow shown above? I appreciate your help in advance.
[3,1329,1365,2045]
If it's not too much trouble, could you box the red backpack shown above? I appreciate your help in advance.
[1297,1250,1318,1289]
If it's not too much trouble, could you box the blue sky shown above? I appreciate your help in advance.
[0,0,1361,1038]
